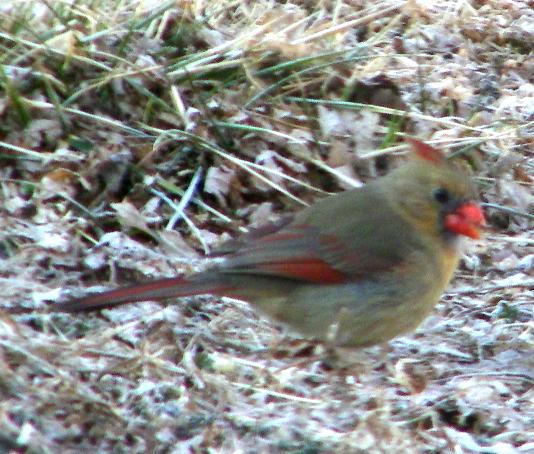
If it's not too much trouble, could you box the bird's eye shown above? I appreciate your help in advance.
[433,187,450,204]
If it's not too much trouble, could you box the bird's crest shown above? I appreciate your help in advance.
[406,138,446,164]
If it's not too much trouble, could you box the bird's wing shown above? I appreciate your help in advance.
[217,220,406,283]
[213,182,420,284]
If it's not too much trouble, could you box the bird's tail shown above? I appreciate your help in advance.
[53,274,232,312]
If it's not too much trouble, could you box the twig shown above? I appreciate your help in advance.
[447,280,534,295]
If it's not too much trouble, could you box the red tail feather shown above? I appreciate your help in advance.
[54,276,232,312]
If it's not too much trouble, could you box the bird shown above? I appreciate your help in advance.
[54,138,485,349]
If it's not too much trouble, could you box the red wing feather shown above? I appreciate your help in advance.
[255,256,347,283]
[219,224,353,283]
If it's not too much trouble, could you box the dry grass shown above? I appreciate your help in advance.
[0,0,532,452]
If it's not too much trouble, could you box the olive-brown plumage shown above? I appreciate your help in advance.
[55,139,485,348]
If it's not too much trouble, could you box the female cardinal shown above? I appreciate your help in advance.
[55,139,485,349]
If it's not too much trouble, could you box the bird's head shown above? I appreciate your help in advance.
[386,138,486,242]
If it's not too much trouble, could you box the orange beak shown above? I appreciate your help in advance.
[444,201,486,239]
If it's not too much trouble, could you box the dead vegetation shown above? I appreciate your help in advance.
[0,0,532,452]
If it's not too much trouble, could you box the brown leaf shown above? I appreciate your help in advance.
[204,165,236,206]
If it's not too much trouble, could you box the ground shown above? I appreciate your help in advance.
[0,1,532,453]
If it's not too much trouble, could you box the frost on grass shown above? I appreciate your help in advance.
[0,0,532,452]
